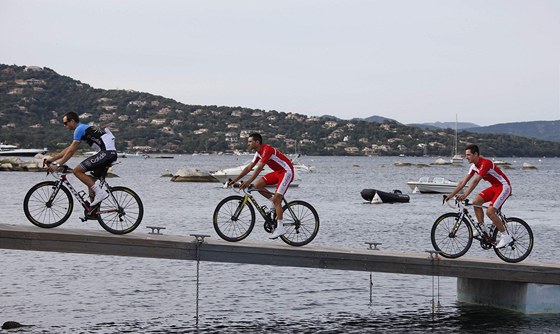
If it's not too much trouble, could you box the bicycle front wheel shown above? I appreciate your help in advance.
[493,217,534,263]
[213,195,255,242]
[97,186,143,234]
[431,212,473,258]
[23,181,73,228]
[279,200,320,247]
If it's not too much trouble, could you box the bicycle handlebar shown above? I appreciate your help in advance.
[43,159,72,176]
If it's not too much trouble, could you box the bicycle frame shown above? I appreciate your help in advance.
[450,198,509,238]
[237,188,290,225]
[48,169,115,216]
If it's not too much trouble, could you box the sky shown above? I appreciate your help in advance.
[1,0,559,126]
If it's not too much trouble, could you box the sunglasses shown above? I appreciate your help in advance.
[63,120,69,125]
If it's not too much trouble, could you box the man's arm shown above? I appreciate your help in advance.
[229,161,257,185]
[445,174,472,201]
[53,141,80,165]
[240,162,266,188]
[457,174,483,201]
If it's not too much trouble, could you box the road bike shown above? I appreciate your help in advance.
[431,196,533,263]
[213,184,319,246]
[23,162,143,234]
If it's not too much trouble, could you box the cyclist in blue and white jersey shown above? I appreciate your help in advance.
[47,111,117,206]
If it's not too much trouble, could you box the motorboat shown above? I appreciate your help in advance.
[0,144,48,157]
[406,176,464,194]
[360,189,410,204]
[83,151,131,159]
[210,161,301,187]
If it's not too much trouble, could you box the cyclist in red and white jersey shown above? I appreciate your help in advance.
[228,133,294,239]
[446,144,513,248]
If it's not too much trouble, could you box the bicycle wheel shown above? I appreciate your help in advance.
[493,217,534,263]
[279,200,320,247]
[97,186,143,234]
[213,195,255,242]
[431,212,473,258]
[23,181,73,228]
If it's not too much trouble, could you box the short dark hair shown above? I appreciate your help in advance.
[249,133,263,144]
[64,111,80,123]
[466,144,479,155]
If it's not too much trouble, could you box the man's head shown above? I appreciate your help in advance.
[63,112,79,130]
[247,133,263,151]
[465,144,480,163]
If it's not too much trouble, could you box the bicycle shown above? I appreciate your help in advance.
[213,183,320,246]
[23,162,144,234]
[431,196,533,263]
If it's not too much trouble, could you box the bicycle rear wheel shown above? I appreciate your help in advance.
[493,217,533,263]
[213,195,256,242]
[23,181,73,228]
[431,212,473,258]
[279,200,319,246]
[97,186,143,234]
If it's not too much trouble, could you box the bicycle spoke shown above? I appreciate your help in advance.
[97,187,143,234]
[24,181,72,228]
[431,213,472,258]
[280,200,319,246]
[494,217,533,263]
[213,195,255,242]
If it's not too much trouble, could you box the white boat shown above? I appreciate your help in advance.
[450,115,464,165]
[210,161,301,187]
[83,151,131,158]
[406,176,464,194]
[0,144,48,157]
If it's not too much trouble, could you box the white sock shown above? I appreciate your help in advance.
[277,220,284,230]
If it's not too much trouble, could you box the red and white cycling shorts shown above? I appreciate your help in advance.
[479,184,512,210]
[262,170,294,196]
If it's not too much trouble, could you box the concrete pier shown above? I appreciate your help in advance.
[1,223,559,313]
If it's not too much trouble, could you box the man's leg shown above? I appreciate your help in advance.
[472,195,486,225]
[487,206,506,232]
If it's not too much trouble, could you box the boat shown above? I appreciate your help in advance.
[406,176,464,194]
[83,151,129,158]
[360,189,410,204]
[450,115,464,165]
[0,144,48,157]
[210,161,301,187]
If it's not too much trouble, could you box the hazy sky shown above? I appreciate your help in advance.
[1,0,559,126]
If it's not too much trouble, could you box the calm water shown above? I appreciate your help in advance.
[1,155,559,333]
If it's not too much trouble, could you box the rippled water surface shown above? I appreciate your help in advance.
[1,155,559,333]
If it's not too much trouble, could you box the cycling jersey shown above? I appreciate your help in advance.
[73,123,116,151]
[252,144,294,195]
[252,144,294,174]
[468,157,511,187]
[469,157,512,209]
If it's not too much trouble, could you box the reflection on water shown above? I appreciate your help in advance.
[1,156,559,333]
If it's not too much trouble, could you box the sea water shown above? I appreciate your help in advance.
[1,155,559,333]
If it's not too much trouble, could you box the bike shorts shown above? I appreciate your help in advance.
[80,150,118,178]
[479,184,511,210]
[262,170,294,196]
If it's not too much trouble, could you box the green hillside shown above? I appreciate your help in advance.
[1,64,559,157]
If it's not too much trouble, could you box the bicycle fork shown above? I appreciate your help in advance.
[46,180,65,208]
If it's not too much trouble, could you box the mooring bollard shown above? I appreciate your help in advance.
[365,241,382,306]
[190,234,210,328]
[425,250,443,314]
[146,226,166,234]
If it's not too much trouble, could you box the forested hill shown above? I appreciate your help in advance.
[1,64,559,157]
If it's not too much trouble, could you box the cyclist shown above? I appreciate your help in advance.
[445,144,512,248]
[227,133,294,239]
[46,111,117,207]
